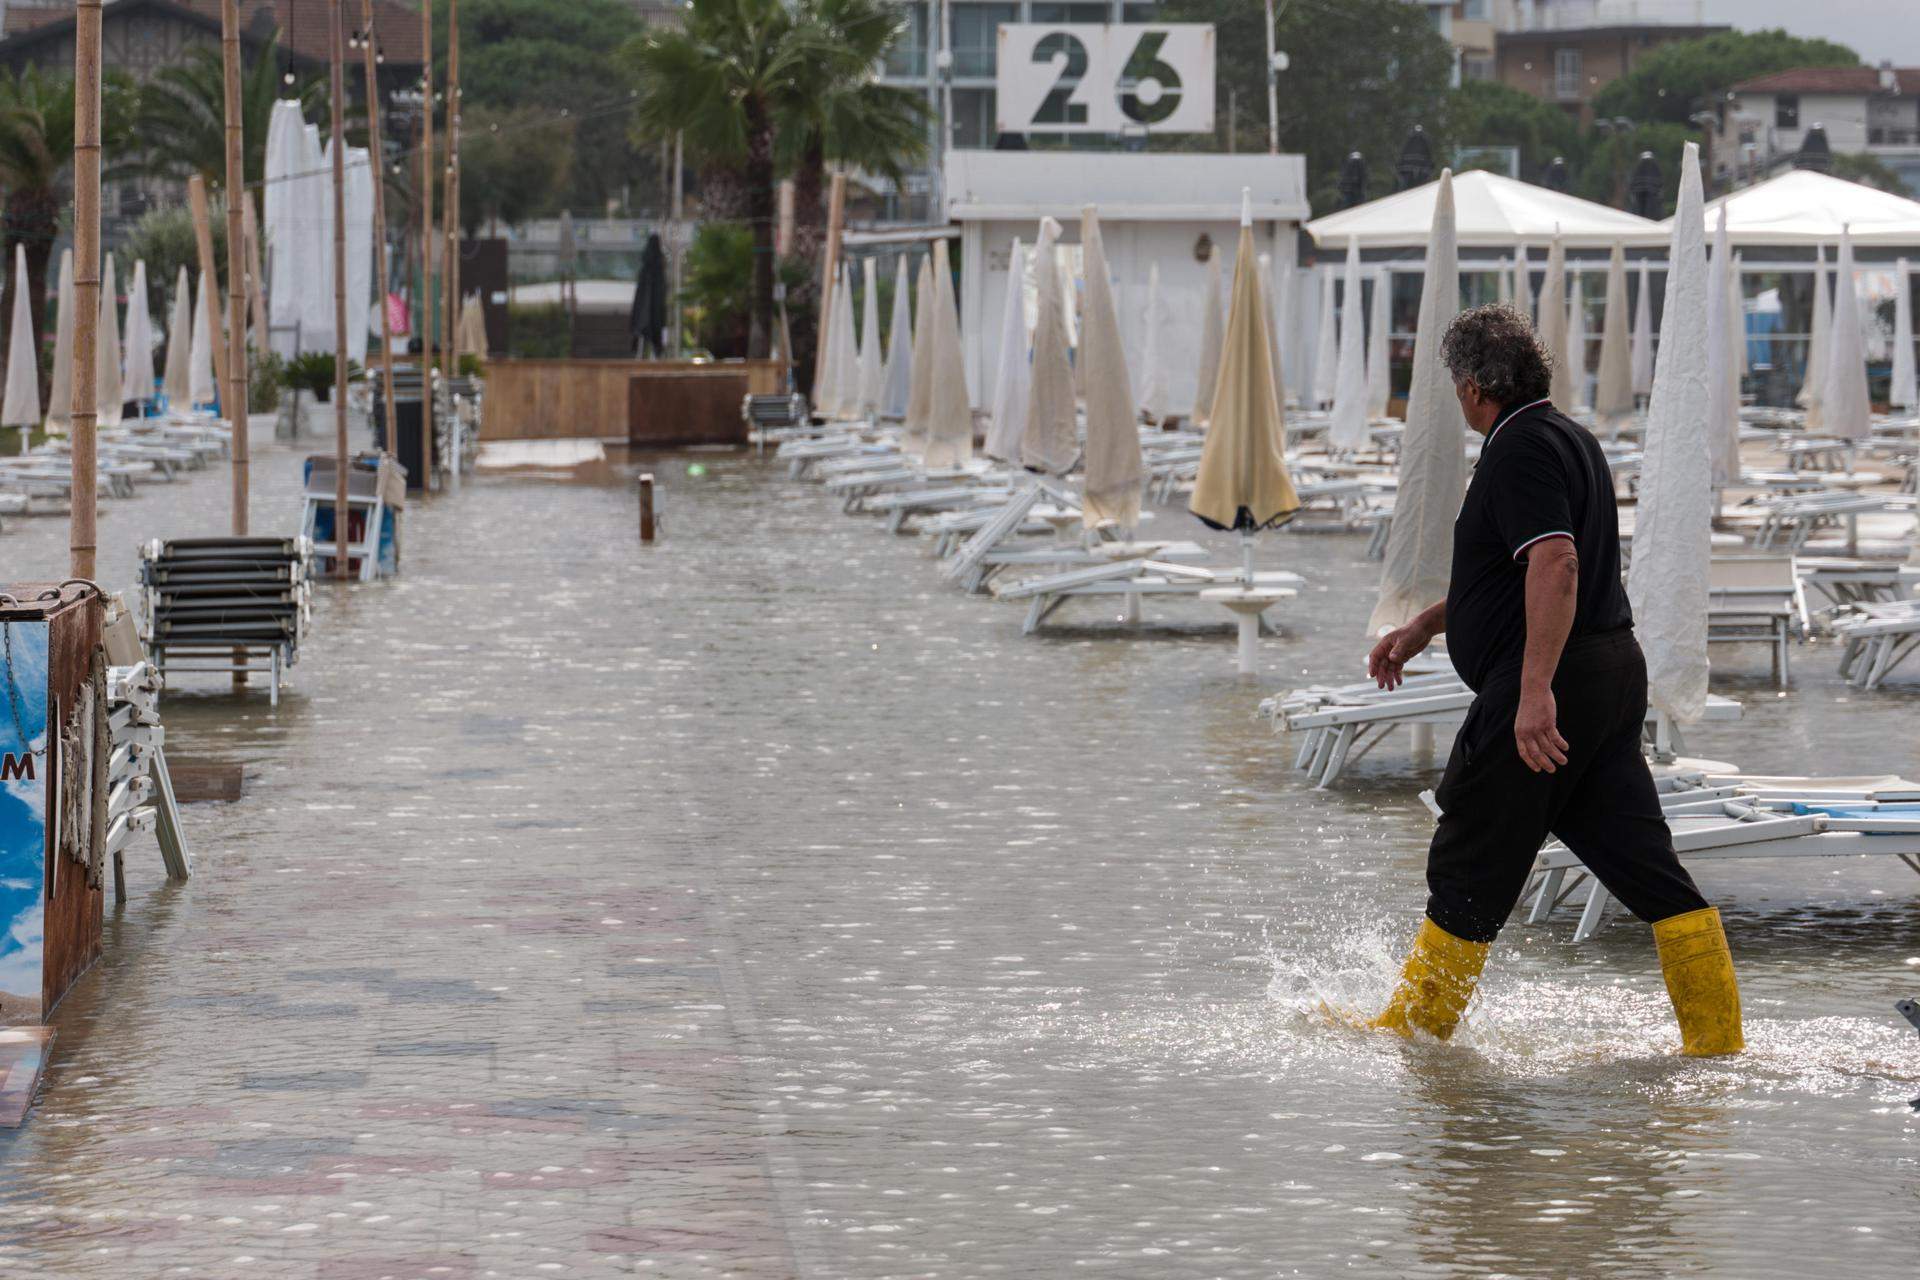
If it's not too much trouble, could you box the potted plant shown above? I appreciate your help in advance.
[278,353,361,436]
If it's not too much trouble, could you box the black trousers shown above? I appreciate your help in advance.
[1426,628,1710,944]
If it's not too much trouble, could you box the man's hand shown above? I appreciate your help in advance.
[1514,687,1570,773]
[1368,621,1433,690]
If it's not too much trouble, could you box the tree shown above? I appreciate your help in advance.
[1829,152,1910,196]
[135,32,322,191]
[0,65,137,407]
[433,0,645,212]
[626,0,866,358]
[1592,29,1857,127]
[454,105,577,234]
[1442,80,1584,185]
[1158,0,1454,214]
[1574,121,1692,217]
[121,206,229,308]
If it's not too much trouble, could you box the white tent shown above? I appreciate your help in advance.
[1306,168,1658,250]
[984,237,1030,462]
[2,244,40,431]
[1327,239,1369,452]
[1630,259,1655,397]
[1626,142,1713,726]
[880,255,912,420]
[1822,228,1871,443]
[1369,169,1466,635]
[163,265,192,410]
[1893,257,1917,411]
[1364,265,1391,419]
[123,259,156,408]
[1657,168,1920,249]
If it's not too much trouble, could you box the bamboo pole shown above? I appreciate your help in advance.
[71,0,102,580]
[330,0,350,581]
[419,0,434,369]
[443,0,461,370]
[359,0,399,463]
[221,0,249,536]
[187,176,230,398]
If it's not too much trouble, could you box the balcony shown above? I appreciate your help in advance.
[1551,74,1585,101]
[1869,127,1920,148]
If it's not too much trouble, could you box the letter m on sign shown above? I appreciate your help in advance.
[0,754,32,782]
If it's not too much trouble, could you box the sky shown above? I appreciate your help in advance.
[1697,0,1920,66]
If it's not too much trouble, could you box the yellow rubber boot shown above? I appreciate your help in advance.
[1369,917,1491,1042]
[1652,906,1745,1057]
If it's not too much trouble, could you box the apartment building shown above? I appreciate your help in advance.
[1718,64,1920,197]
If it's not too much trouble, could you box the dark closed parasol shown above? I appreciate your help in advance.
[631,233,668,358]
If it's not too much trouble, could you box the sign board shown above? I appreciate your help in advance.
[995,24,1214,136]
[0,618,49,1024]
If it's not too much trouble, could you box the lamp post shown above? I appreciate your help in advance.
[1264,2,1283,156]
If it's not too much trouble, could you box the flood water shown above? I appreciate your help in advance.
[0,425,1915,1277]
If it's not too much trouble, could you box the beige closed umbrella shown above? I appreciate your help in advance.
[1078,205,1142,533]
[1022,215,1077,476]
[123,259,156,411]
[1799,248,1828,429]
[97,252,125,427]
[923,238,973,469]
[1327,238,1369,452]
[1137,260,1168,424]
[856,257,884,417]
[902,257,935,458]
[163,266,193,412]
[189,269,216,408]
[984,238,1030,463]
[3,244,41,437]
[1369,169,1466,636]
[461,293,489,361]
[1189,193,1300,540]
[1540,233,1573,407]
[45,248,73,431]
[1364,265,1391,420]
[1192,246,1225,424]
[880,254,913,420]
[1593,242,1633,430]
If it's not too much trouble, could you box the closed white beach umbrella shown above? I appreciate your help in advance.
[96,252,125,428]
[45,248,73,432]
[812,264,845,418]
[1270,257,1294,400]
[1822,227,1871,443]
[1189,192,1299,534]
[856,257,883,417]
[1327,239,1369,452]
[1893,257,1916,411]
[1498,256,1512,305]
[1730,254,1750,376]
[1311,265,1338,408]
[984,237,1030,462]
[1540,234,1573,407]
[1513,242,1533,323]
[1023,215,1078,476]
[123,259,156,409]
[880,255,913,420]
[1079,206,1142,532]
[902,257,935,456]
[1370,168,1466,635]
[1704,207,1739,487]
[1626,142,1713,725]
[1565,272,1588,411]
[1631,259,1655,397]
[835,262,861,419]
[1799,248,1829,428]
[1137,259,1168,423]
[1258,255,1286,422]
[345,146,375,366]
[923,238,973,469]
[1593,243,1633,428]
[302,127,336,352]
[190,268,217,408]
[1364,265,1391,419]
[163,266,192,411]
[264,98,303,358]
[1192,247,1225,423]
[2,244,40,430]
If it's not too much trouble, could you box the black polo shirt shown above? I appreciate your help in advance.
[1445,398,1634,692]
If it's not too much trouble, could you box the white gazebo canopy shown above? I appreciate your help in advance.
[1653,169,1920,249]
[1304,169,1658,251]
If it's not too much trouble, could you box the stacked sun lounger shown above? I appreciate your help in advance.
[138,535,313,705]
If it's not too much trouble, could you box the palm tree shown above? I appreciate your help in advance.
[136,32,323,190]
[626,0,868,358]
[0,65,136,406]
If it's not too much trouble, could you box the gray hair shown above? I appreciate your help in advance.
[1439,304,1553,407]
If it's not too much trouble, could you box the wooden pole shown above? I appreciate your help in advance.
[221,0,249,536]
[443,0,461,372]
[812,171,847,399]
[638,473,655,542]
[71,0,102,580]
[359,0,399,463]
[330,0,350,581]
[419,0,434,368]
[186,176,230,398]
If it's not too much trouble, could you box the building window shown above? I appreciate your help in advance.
[951,3,1018,80]
[1553,48,1582,99]
[1776,94,1799,129]
[952,87,998,149]
[884,3,928,78]
[1462,0,1490,18]
[1463,54,1495,82]
[1030,3,1109,22]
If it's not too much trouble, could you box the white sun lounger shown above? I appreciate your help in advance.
[1833,599,1920,689]
[1707,554,1806,686]
[1518,775,1920,940]
[992,559,1305,634]
[1797,558,1920,615]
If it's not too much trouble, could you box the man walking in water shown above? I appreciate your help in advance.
[1363,304,1742,1056]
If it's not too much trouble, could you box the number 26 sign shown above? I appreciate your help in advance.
[995,24,1215,136]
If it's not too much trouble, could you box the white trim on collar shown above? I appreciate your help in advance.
[1486,397,1552,447]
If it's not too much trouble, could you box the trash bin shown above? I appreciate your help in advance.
[373,370,434,492]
